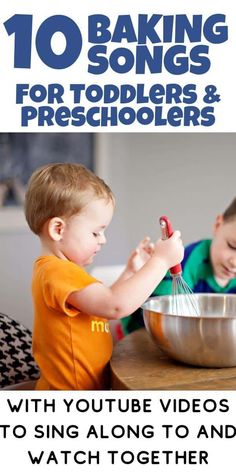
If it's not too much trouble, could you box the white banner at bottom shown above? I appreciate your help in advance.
[0,390,235,471]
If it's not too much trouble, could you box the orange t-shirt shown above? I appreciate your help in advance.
[32,256,113,390]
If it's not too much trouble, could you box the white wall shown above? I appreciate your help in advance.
[0,208,39,329]
[94,133,236,265]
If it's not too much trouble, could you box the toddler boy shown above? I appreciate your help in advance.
[25,163,183,390]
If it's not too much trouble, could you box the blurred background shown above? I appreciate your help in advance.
[0,132,235,328]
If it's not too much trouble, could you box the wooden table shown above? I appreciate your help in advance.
[110,328,236,390]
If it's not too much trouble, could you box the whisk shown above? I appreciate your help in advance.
[159,216,200,317]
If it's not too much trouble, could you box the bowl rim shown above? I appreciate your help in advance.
[142,293,236,320]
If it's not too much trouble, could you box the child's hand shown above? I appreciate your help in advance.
[154,230,184,269]
[126,236,155,274]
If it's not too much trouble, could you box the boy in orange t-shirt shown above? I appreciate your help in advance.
[25,163,183,390]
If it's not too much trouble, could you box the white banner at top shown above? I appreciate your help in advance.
[0,0,235,132]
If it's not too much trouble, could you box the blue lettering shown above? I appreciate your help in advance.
[104,85,120,103]
[112,15,137,42]
[71,106,86,126]
[138,15,162,43]
[189,45,210,74]
[175,15,202,42]
[164,45,188,74]
[203,14,228,44]
[88,45,108,74]
[88,15,111,43]
[109,48,134,73]
[36,15,82,69]
[21,106,37,126]
[137,107,154,125]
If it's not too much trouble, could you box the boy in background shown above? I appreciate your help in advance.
[25,163,183,390]
[121,198,236,336]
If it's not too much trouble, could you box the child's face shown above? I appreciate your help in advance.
[210,215,236,287]
[60,198,114,266]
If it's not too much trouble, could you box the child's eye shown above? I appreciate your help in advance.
[93,230,104,238]
[228,242,236,250]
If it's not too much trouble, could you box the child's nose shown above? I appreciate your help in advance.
[99,233,106,245]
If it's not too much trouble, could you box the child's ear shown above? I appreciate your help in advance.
[213,214,224,234]
[48,217,65,241]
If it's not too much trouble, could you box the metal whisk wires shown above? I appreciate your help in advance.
[171,275,200,317]
[160,216,200,317]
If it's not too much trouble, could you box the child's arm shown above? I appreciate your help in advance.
[67,231,183,320]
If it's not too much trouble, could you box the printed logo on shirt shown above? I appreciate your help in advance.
[91,320,110,333]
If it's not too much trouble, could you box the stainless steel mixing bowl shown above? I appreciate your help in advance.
[142,294,236,367]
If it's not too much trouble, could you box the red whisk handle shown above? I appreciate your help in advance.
[159,215,182,276]
[169,264,182,276]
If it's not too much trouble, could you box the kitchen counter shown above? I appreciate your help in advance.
[110,328,236,390]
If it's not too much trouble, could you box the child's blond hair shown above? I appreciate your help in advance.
[25,163,114,234]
